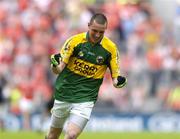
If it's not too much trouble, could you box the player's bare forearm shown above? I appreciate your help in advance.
[51,61,66,75]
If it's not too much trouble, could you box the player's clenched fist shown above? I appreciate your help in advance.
[114,76,127,88]
[51,53,61,67]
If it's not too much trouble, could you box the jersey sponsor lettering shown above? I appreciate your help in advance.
[67,57,107,79]
[74,59,98,76]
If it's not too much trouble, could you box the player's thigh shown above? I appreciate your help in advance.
[47,115,65,139]
[50,114,67,129]
[50,100,70,128]
[65,114,89,138]
[68,113,89,131]
[67,101,94,130]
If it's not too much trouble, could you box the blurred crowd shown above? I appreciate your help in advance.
[0,0,180,129]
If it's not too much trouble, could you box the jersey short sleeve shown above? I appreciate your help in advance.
[109,45,121,78]
[60,37,75,64]
[101,37,121,78]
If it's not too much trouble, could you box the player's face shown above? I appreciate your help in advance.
[88,20,107,44]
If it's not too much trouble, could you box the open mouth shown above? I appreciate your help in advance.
[93,36,100,41]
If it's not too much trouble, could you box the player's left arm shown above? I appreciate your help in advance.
[109,45,127,88]
[50,36,75,75]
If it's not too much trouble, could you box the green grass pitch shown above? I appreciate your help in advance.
[0,131,180,139]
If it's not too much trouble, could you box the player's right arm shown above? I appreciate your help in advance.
[50,36,75,75]
[50,53,66,74]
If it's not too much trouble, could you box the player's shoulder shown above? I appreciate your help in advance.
[102,36,117,47]
[69,32,86,42]
[101,36,118,52]
[63,32,86,48]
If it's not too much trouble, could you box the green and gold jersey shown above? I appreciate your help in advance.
[54,32,120,103]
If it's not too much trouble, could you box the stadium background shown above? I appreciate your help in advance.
[0,0,180,138]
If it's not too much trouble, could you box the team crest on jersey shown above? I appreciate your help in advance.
[78,51,84,58]
[96,56,104,64]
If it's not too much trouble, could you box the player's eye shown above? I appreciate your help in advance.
[99,31,104,34]
[92,29,98,33]
[92,29,104,34]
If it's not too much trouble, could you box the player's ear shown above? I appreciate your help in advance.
[88,23,90,27]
